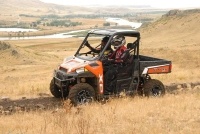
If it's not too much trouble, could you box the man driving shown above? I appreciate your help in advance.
[85,36,113,55]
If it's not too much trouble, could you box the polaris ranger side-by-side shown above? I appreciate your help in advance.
[50,29,172,105]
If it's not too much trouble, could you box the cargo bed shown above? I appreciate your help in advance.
[139,55,172,74]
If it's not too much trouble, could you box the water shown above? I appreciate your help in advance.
[0,34,74,41]
[105,18,142,29]
[0,28,38,32]
[0,29,86,40]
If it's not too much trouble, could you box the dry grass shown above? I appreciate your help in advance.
[1,9,200,134]
[139,11,200,84]
[1,91,200,134]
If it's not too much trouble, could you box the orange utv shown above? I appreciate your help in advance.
[50,29,172,105]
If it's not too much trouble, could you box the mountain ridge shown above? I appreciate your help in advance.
[0,0,166,15]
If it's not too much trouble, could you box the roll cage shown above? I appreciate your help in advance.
[75,29,140,61]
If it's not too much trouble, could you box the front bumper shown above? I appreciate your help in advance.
[53,70,77,88]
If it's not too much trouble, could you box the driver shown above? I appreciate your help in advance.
[85,36,113,55]
[109,35,127,62]
[104,35,128,94]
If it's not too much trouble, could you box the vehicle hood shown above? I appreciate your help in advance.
[59,56,90,73]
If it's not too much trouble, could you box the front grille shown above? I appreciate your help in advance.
[56,70,68,80]
[54,69,75,82]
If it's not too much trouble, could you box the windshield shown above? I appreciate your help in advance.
[74,31,139,61]
[75,33,110,61]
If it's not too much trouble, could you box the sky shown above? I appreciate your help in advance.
[41,0,200,9]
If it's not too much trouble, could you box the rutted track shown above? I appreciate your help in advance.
[0,96,64,115]
[0,82,200,115]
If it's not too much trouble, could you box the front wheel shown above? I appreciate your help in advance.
[143,79,165,97]
[50,79,68,98]
[69,83,95,106]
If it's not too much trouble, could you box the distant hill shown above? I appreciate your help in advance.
[140,9,200,78]
[0,41,56,65]
[140,9,200,49]
[0,0,95,15]
[0,0,167,15]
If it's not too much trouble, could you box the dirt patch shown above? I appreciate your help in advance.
[0,41,20,57]
[0,96,64,115]
[0,41,11,50]
[165,82,200,94]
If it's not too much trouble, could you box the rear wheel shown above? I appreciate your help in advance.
[143,79,165,97]
[69,83,95,106]
[50,79,68,98]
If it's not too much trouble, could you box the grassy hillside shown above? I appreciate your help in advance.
[0,9,200,134]
[140,9,200,84]
[141,9,200,47]
[0,9,199,96]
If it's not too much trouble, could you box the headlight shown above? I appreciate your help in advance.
[75,68,85,73]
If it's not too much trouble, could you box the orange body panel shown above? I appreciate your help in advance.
[147,64,171,74]
[85,61,104,94]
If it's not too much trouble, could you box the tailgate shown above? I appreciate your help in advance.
[139,55,172,74]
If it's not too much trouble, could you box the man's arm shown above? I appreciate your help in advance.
[85,41,100,53]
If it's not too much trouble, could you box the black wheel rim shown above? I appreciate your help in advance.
[77,90,93,104]
[151,85,162,96]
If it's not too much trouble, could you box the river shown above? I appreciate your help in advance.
[0,28,86,40]
[0,28,38,32]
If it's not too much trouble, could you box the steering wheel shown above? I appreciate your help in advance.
[78,50,92,56]
[101,54,108,61]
